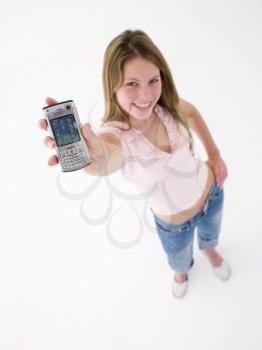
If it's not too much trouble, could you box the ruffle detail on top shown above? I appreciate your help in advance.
[98,119,137,144]
[100,120,130,130]
[97,104,190,157]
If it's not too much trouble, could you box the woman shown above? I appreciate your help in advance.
[38,29,231,298]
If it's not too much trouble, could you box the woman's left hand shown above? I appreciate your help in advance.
[206,154,228,188]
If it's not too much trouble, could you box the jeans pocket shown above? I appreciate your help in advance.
[155,217,191,235]
[177,221,192,233]
[211,184,224,198]
[207,182,223,199]
[205,184,224,213]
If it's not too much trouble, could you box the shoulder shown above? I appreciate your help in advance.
[178,98,195,116]
[97,120,131,149]
[98,132,122,150]
[98,120,128,135]
[155,99,195,117]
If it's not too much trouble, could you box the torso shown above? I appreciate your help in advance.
[138,112,215,224]
[155,163,214,224]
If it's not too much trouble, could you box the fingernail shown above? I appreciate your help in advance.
[48,141,53,147]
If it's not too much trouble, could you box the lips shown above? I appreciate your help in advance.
[133,102,152,110]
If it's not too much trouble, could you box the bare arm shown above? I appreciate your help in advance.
[82,133,124,176]
[179,98,220,159]
[179,98,228,187]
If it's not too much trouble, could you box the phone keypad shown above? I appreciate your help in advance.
[59,145,90,171]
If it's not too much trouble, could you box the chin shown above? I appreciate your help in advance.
[131,112,151,120]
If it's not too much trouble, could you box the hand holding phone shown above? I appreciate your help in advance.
[42,99,92,172]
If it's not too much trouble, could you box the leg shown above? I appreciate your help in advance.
[153,215,197,297]
[203,248,223,267]
[197,185,231,280]
[153,214,195,275]
[197,184,224,251]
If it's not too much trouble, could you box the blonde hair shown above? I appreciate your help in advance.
[101,29,194,152]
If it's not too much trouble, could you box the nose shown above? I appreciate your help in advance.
[137,85,152,101]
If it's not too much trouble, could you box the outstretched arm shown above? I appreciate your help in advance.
[178,98,228,187]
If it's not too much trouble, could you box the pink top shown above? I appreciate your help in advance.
[97,104,208,216]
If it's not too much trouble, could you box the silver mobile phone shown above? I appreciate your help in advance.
[42,100,92,172]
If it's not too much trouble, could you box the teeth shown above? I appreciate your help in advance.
[134,103,151,108]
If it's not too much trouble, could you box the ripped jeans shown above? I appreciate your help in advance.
[152,182,224,273]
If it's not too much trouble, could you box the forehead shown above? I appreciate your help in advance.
[123,57,159,77]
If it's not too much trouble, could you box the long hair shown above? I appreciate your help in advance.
[101,29,194,152]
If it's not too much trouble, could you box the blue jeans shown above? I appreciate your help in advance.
[151,182,224,273]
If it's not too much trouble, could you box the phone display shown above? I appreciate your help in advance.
[50,114,81,147]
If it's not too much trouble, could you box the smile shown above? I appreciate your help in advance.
[133,102,152,109]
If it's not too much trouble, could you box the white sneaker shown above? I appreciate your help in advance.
[172,275,188,298]
[212,259,231,281]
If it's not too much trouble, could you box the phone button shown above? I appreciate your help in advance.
[66,146,77,155]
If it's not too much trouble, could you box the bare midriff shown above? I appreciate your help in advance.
[155,161,215,225]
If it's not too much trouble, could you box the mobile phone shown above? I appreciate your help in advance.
[42,100,92,172]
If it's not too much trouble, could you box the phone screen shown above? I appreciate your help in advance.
[50,114,81,147]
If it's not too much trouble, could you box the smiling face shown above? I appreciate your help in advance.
[115,56,162,129]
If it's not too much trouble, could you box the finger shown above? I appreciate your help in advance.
[216,181,223,188]
[216,179,221,187]
[217,175,225,188]
[218,168,227,181]
[43,136,56,148]
[45,97,59,106]
[38,119,48,130]
[47,155,59,166]
[218,182,224,188]
[221,171,227,179]
[81,123,98,150]
[81,123,92,141]
[220,163,228,178]
[216,174,223,186]
[215,171,222,187]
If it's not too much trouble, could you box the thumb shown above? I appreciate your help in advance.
[45,97,58,106]
[81,123,98,145]
[81,123,107,160]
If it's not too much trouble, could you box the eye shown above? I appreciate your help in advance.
[126,82,137,87]
[150,78,160,84]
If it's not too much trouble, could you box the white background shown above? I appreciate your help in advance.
[1,0,262,348]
